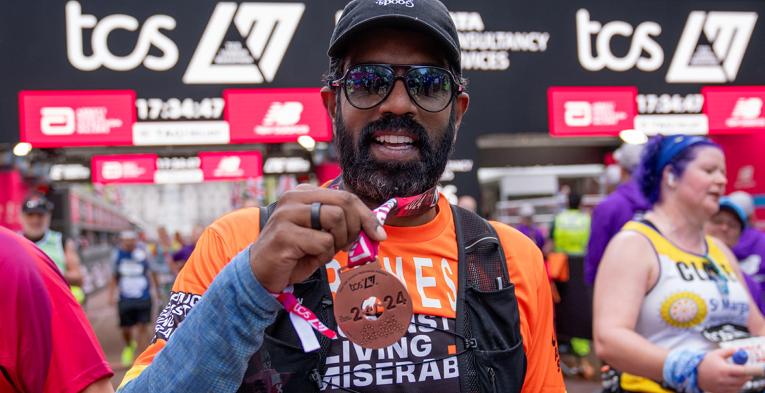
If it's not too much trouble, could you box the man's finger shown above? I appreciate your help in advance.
[279,188,386,242]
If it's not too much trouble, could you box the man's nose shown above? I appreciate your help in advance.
[377,78,417,116]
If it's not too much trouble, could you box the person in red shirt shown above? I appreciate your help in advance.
[0,226,114,393]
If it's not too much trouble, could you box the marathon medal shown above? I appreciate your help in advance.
[334,259,412,349]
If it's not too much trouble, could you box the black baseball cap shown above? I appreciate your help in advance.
[22,195,53,214]
[328,0,461,72]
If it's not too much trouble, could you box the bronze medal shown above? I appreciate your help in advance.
[334,260,413,349]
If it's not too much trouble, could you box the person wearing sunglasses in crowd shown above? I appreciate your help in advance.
[118,1,563,392]
[594,135,765,393]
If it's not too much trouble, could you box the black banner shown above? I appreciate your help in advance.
[1,0,764,188]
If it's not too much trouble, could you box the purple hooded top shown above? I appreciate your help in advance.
[733,227,765,313]
[584,179,651,285]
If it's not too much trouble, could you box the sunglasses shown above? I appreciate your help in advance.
[330,64,464,113]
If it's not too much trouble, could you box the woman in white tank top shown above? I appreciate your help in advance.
[593,135,765,393]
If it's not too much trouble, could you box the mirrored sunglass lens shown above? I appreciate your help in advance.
[344,65,394,108]
[407,67,453,111]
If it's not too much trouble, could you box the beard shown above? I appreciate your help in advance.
[334,109,456,205]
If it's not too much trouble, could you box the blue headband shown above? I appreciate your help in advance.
[655,135,713,173]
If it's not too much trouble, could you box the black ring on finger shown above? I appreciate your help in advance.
[310,202,322,230]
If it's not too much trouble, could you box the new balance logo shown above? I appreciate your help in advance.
[666,11,758,83]
[263,102,303,126]
[727,97,765,128]
[256,102,308,135]
[183,2,305,84]
[214,156,244,177]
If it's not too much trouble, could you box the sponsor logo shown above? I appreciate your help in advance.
[726,97,765,128]
[563,101,628,127]
[183,2,305,84]
[213,156,244,177]
[735,165,756,189]
[65,1,178,71]
[101,160,148,180]
[40,106,124,135]
[576,9,663,72]
[547,86,637,137]
[256,101,309,135]
[576,9,758,83]
[702,86,765,133]
[376,0,414,7]
[450,12,550,71]
[666,11,758,83]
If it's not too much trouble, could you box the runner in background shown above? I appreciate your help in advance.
[151,226,177,310]
[20,193,87,304]
[585,143,650,286]
[594,135,764,392]
[549,192,594,378]
[705,196,765,313]
[171,225,203,271]
[516,203,546,252]
[0,226,114,393]
[108,230,157,367]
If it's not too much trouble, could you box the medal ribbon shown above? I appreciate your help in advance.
[274,182,438,351]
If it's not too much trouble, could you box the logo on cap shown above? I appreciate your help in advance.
[375,0,414,7]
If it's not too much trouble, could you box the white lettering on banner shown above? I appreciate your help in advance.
[40,107,75,135]
[576,9,758,83]
[255,101,310,136]
[666,11,758,83]
[735,166,756,189]
[448,12,549,71]
[183,3,305,84]
[65,1,178,72]
[564,101,628,127]
[413,257,441,309]
[726,98,765,128]
[132,121,230,146]
[213,156,244,177]
[634,114,709,136]
[576,9,663,72]
[154,291,202,342]
[637,94,704,115]
[41,106,123,135]
[135,98,225,121]
[101,161,146,180]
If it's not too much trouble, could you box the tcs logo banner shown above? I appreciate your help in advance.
[576,9,758,83]
[65,1,304,84]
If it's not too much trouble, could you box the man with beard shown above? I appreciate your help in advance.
[118,1,562,392]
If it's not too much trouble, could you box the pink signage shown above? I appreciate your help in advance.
[92,154,157,184]
[0,170,27,231]
[224,88,332,144]
[703,86,765,135]
[19,90,136,147]
[548,86,637,137]
[199,151,263,181]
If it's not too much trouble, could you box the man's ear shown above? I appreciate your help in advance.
[453,92,469,131]
[321,86,337,123]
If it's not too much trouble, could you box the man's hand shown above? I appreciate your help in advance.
[249,185,387,293]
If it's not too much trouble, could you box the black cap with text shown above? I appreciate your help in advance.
[328,0,461,72]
